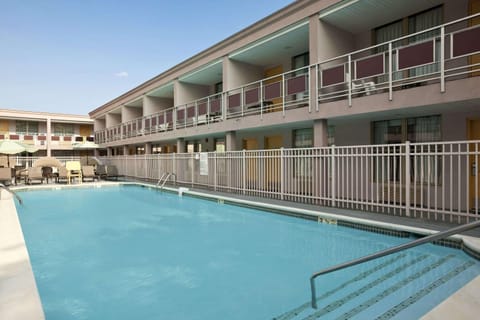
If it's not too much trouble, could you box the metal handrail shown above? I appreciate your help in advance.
[156,172,168,187]
[0,183,23,205]
[156,173,177,189]
[309,219,480,309]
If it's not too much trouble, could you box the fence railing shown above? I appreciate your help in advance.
[101,140,480,223]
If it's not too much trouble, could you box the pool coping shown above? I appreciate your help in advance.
[1,182,479,319]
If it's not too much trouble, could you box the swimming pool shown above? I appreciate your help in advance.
[16,185,480,319]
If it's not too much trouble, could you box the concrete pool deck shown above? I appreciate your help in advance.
[1,181,479,319]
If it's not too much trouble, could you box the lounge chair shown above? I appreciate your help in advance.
[96,165,107,179]
[82,165,97,182]
[26,167,44,185]
[65,161,82,184]
[56,166,69,183]
[0,167,13,186]
[105,165,121,180]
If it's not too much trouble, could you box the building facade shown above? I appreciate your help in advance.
[89,0,480,221]
[0,108,94,159]
[90,0,480,154]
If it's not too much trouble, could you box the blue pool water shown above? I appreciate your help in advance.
[16,185,480,320]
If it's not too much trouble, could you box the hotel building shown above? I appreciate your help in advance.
[0,109,94,160]
[89,0,480,221]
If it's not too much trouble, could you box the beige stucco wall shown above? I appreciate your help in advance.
[143,96,173,116]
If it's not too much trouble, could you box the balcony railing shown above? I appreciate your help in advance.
[95,13,480,145]
[0,133,93,147]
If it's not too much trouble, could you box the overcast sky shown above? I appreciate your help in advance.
[1,0,293,115]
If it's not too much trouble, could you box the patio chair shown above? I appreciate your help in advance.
[41,166,54,183]
[65,161,82,184]
[26,167,44,185]
[105,165,121,180]
[56,166,69,184]
[96,165,107,179]
[0,167,13,186]
[82,165,97,182]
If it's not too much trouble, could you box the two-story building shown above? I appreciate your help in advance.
[0,109,94,162]
[90,0,479,153]
[88,0,480,220]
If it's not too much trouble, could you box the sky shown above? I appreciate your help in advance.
[0,0,293,115]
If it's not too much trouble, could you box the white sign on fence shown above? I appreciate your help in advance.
[199,152,208,176]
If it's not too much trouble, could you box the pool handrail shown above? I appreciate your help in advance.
[309,219,480,309]
[156,172,177,189]
[0,183,23,205]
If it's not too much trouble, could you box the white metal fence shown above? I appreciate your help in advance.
[101,140,480,224]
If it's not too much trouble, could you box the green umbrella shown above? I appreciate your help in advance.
[0,140,38,166]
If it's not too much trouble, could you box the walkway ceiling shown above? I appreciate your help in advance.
[229,22,309,67]
[179,60,223,86]
[320,0,444,34]
[148,83,174,98]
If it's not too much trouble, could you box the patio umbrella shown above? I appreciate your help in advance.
[0,140,38,167]
[32,156,63,168]
[73,141,100,166]
[0,140,38,155]
[72,141,99,150]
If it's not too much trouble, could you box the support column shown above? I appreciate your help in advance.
[107,147,113,157]
[313,119,328,147]
[46,117,52,156]
[226,131,237,151]
[176,138,185,153]
[145,142,152,155]
[309,15,321,112]
[123,145,129,156]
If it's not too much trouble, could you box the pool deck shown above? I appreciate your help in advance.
[1,181,479,319]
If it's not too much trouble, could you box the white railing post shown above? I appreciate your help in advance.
[282,73,286,114]
[172,153,176,177]
[222,92,226,121]
[214,152,217,191]
[260,80,264,120]
[191,154,194,187]
[405,141,411,217]
[241,87,245,117]
[280,147,285,200]
[243,149,246,195]
[388,42,393,101]
[308,67,312,113]
[347,55,352,107]
[331,144,336,207]
[316,64,320,112]
[144,154,147,180]
[440,26,445,93]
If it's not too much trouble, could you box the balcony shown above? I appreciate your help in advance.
[95,13,480,145]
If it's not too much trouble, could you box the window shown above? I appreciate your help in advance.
[327,126,335,146]
[15,121,39,135]
[152,145,162,154]
[373,116,441,144]
[187,141,201,153]
[373,115,441,184]
[215,138,225,152]
[136,146,145,155]
[293,128,313,148]
[53,123,74,136]
[374,6,443,80]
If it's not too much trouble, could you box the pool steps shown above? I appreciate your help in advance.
[273,252,476,319]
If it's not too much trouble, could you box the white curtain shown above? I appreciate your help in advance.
[409,6,443,77]
[376,21,403,82]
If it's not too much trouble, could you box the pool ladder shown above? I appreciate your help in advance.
[309,219,480,309]
[156,173,176,189]
[0,183,23,205]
